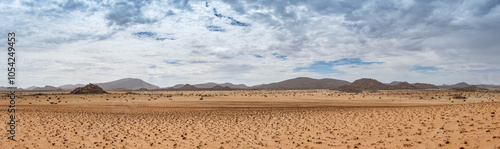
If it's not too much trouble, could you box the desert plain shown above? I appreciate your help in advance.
[1,89,500,149]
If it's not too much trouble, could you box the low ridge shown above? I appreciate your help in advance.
[179,84,198,90]
[337,79,440,93]
[393,82,418,89]
[253,77,350,90]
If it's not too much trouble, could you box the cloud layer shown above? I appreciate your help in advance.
[1,0,499,87]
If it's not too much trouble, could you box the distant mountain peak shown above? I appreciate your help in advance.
[455,82,469,85]
[95,78,160,90]
[179,84,198,90]
[439,82,471,89]
[294,77,314,79]
[32,85,63,91]
[388,81,403,85]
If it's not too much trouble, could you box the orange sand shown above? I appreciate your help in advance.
[1,90,499,148]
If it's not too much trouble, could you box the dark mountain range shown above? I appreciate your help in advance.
[0,86,24,91]
[171,82,247,89]
[32,85,63,91]
[337,79,441,93]
[178,84,198,90]
[8,77,499,91]
[438,82,471,89]
[386,81,439,89]
[251,77,351,90]
[475,84,500,88]
[392,82,418,89]
[25,86,37,90]
[210,85,232,90]
[166,84,232,91]
[412,83,439,89]
[218,83,248,89]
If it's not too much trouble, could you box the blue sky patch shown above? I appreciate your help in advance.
[155,37,175,41]
[411,65,441,73]
[213,8,223,18]
[273,53,287,60]
[254,54,264,58]
[294,61,343,74]
[149,65,157,68]
[294,58,382,74]
[206,25,225,32]
[134,32,156,37]
[164,60,180,64]
[134,32,174,41]
[331,58,381,65]
[228,17,250,26]
[212,8,250,27]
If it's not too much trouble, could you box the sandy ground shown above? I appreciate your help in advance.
[0,89,499,148]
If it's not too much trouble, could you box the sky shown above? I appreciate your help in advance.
[1,0,500,88]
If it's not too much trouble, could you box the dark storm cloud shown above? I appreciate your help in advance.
[133,32,175,41]
[473,0,500,16]
[206,25,226,32]
[212,8,251,26]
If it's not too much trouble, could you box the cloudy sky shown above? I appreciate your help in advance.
[1,0,500,88]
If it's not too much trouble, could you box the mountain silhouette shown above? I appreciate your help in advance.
[252,77,350,90]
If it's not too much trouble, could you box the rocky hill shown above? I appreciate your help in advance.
[70,83,107,94]
[392,82,418,89]
[412,83,439,89]
[350,78,391,90]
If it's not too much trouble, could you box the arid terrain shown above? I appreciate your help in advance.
[1,89,500,148]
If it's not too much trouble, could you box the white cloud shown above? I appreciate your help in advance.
[1,0,499,88]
